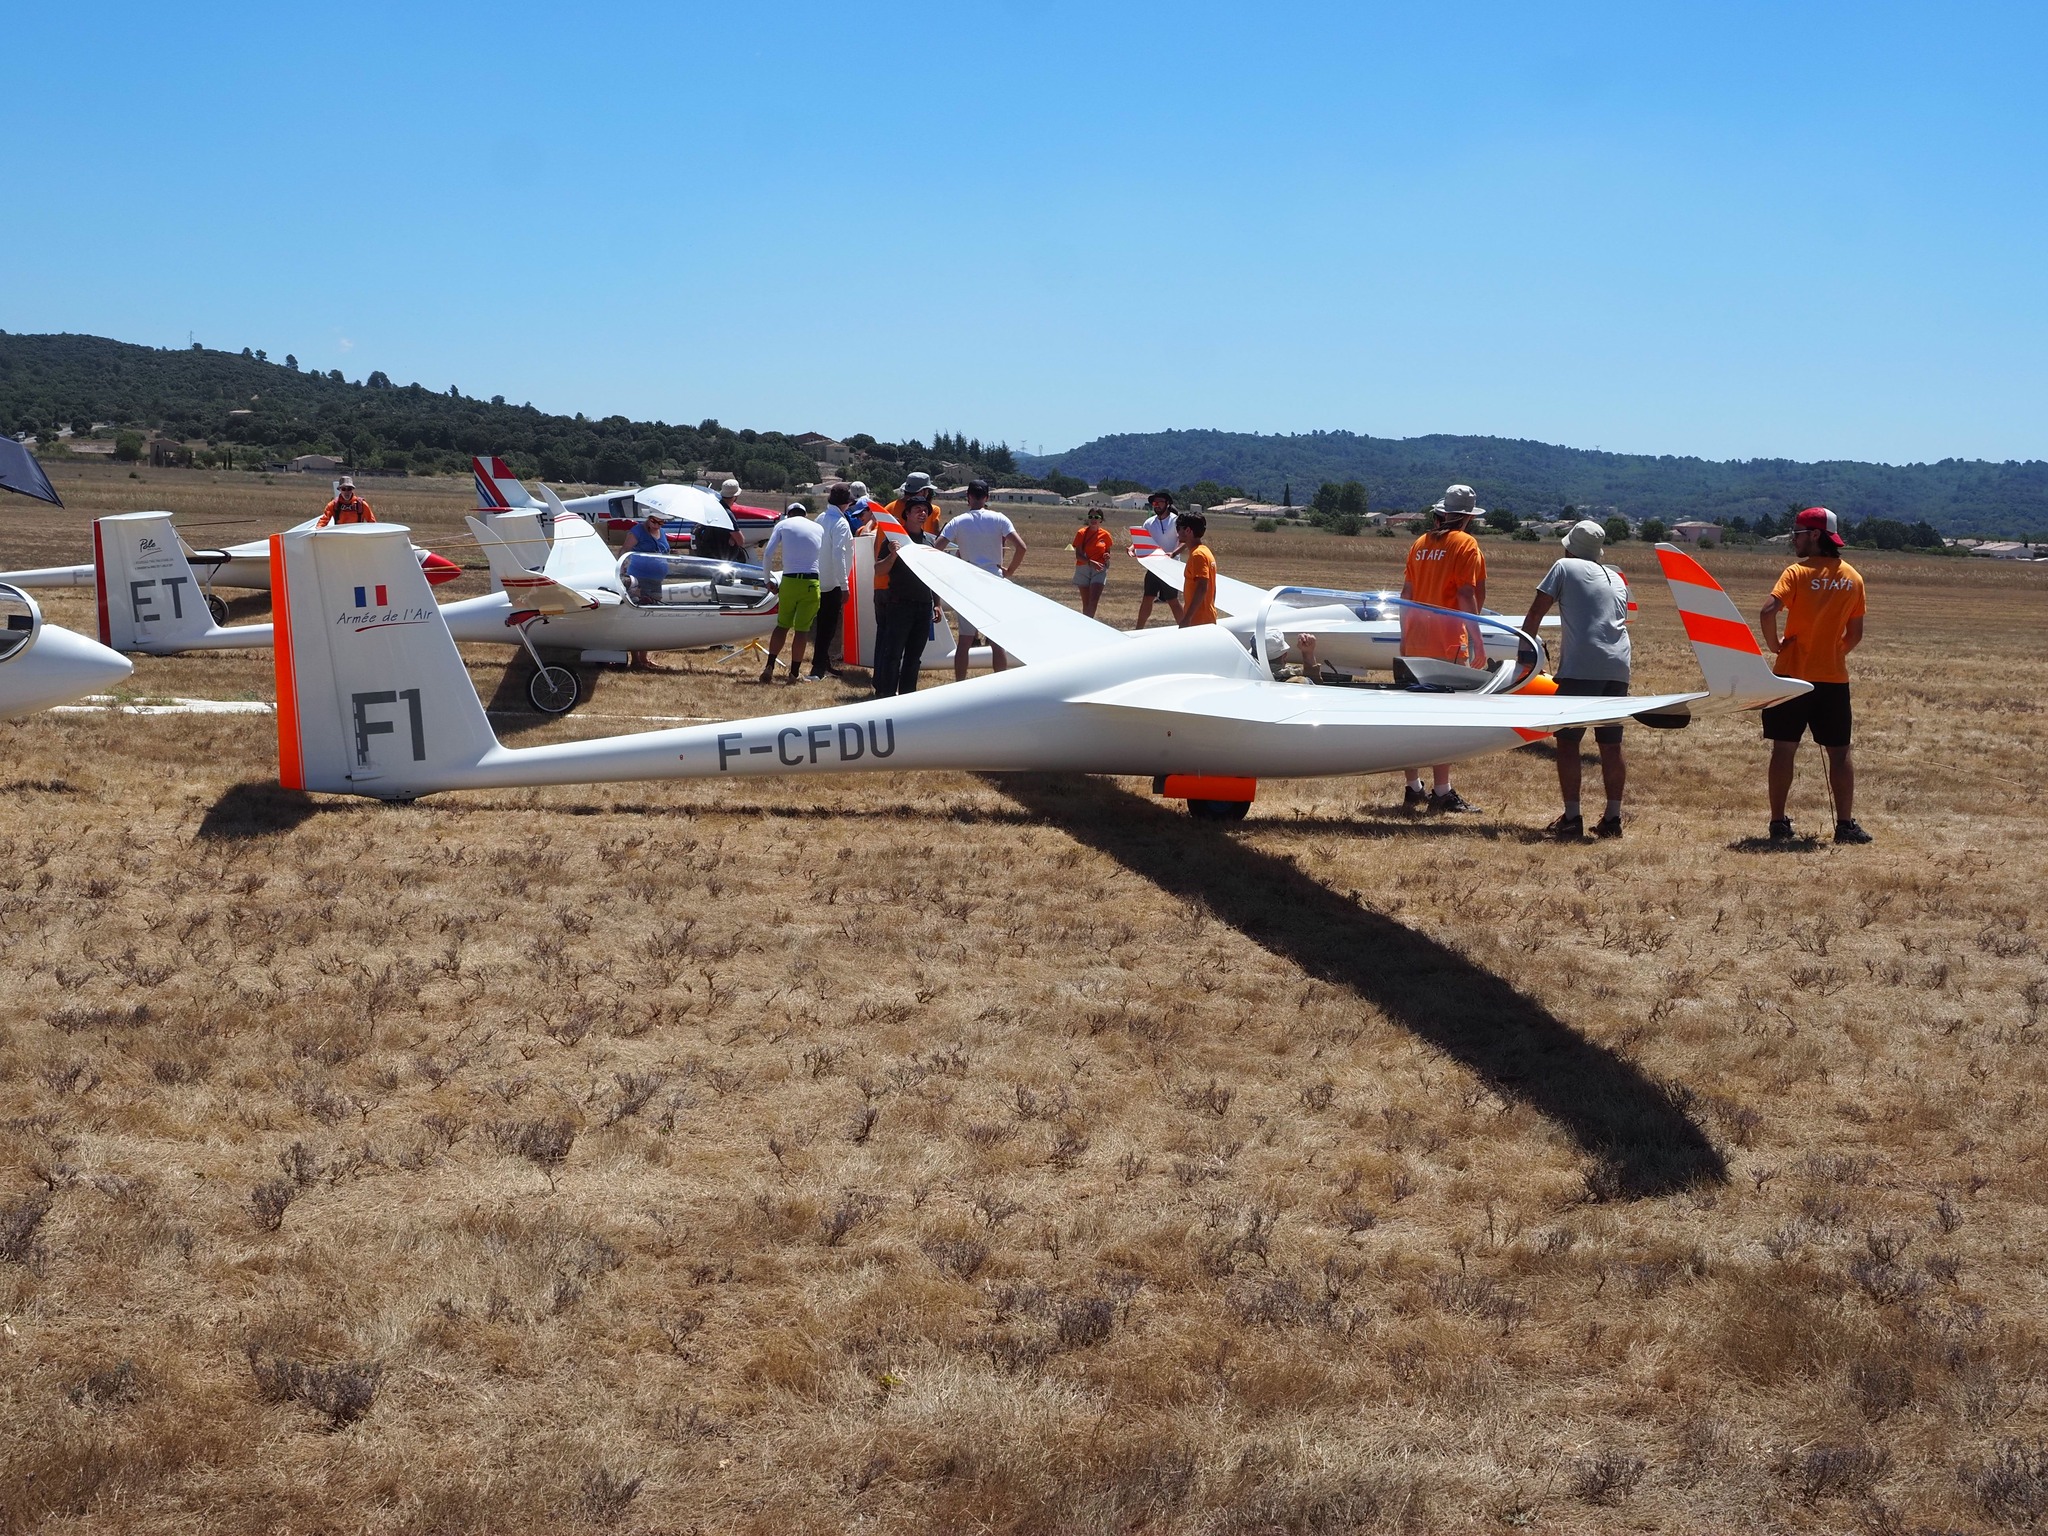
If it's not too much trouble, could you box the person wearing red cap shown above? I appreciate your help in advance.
[1759,507,1870,843]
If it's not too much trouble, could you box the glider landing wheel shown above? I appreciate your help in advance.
[1187,798,1250,823]
[205,593,231,626]
[528,665,580,714]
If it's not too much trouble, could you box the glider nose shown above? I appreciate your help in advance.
[6,623,133,713]
[419,550,463,587]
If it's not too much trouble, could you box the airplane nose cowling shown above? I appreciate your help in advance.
[419,551,463,586]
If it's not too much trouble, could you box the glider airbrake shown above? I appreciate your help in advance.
[268,522,1803,816]
[0,583,133,716]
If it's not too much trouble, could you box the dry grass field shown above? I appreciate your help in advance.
[4,463,2048,1533]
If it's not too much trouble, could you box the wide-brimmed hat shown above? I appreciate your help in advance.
[337,475,355,489]
[897,471,933,497]
[1563,518,1606,560]
[1442,484,1477,514]
[719,478,740,497]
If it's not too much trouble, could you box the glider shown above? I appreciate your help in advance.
[2,513,461,597]
[436,498,781,712]
[267,524,1804,816]
[471,456,780,550]
[1126,527,1603,680]
[91,511,277,653]
[0,582,133,716]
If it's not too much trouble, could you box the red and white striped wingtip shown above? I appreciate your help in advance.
[1128,526,1163,558]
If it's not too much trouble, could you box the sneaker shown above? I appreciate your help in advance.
[1401,784,1430,812]
[1546,812,1584,839]
[1594,813,1624,839]
[1768,818,1795,843]
[1834,818,1873,845]
[758,661,777,685]
[1429,789,1480,815]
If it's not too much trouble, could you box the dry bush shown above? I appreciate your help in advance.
[3,472,2048,1530]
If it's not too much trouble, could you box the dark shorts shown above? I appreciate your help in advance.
[1143,569,1177,602]
[1553,676,1629,746]
[1762,680,1851,747]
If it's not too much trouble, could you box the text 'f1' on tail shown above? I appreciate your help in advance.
[272,523,498,795]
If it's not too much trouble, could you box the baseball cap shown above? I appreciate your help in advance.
[1795,506,1841,543]
[785,499,809,515]
[849,481,868,499]
[966,478,991,496]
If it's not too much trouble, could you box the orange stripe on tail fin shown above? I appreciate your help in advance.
[270,534,304,790]
[1679,609,1762,655]
[1655,546,1719,588]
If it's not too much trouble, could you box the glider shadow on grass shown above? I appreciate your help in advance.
[196,782,324,841]
[993,772,1727,1200]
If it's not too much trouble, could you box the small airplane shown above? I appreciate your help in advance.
[1126,526,1607,682]
[90,511,279,653]
[0,582,134,716]
[265,522,1803,817]
[2,507,461,607]
[436,495,781,712]
[471,456,779,551]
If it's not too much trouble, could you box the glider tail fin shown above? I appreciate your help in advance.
[1654,541,1809,712]
[472,455,541,511]
[466,513,549,593]
[272,523,499,797]
[95,512,229,653]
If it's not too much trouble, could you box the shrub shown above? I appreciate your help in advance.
[1253,518,1277,533]
[248,1349,382,1428]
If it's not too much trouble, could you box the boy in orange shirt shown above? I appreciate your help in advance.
[1760,507,1869,844]
[1070,509,1112,618]
[1176,513,1217,626]
[1398,486,1487,813]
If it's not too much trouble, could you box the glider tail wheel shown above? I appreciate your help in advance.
[205,592,231,626]
[528,665,580,714]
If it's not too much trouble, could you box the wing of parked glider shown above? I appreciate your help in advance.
[890,542,1120,666]
[1133,549,1270,614]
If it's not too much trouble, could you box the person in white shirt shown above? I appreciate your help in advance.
[941,479,1028,679]
[1135,489,1184,629]
[809,483,856,679]
[758,501,825,684]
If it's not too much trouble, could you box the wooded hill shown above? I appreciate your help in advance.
[0,333,1027,496]
[1020,428,2048,539]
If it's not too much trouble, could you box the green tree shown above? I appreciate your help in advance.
[1604,516,1631,543]
[1044,471,1088,499]
[1336,481,1368,516]
[1484,506,1519,533]
[1640,518,1668,541]
[113,430,144,462]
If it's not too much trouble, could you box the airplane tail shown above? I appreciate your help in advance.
[1654,542,1809,712]
[272,524,499,795]
[466,512,549,593]
[95,512,272,653]
[472,455,540,511]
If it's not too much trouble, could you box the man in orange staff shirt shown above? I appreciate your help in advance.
[1760,507,1870,845]
[316,476,376,527]
[1175,513,1217,626]
[1397,485,1487,813]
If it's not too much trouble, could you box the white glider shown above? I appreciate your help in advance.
[268,525,1804,815]
[436,500,782,711]
[1126,528,1586,679]
[92,512,277,653]
[0,583,133,716]
[471,455,778,550]
[3,514,462,596]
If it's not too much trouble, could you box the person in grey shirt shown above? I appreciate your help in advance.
[1520,519,1633,839]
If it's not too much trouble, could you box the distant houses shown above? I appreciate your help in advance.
[1670,520,1723,547]
[288,453,345,473]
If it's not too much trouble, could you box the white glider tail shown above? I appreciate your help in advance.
[1652,542,1807,713]
[95,512,274,653]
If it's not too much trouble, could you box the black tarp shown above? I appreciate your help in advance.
[0,437,62,505]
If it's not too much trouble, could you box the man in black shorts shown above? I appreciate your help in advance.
[1133,490,1184,629]
[1759,508,1870,844]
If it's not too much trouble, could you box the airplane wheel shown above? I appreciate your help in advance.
[528,665,580,714]
[205,593,230,626]
[1187,798,1250,822]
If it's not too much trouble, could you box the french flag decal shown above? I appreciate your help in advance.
[354,584,388,608]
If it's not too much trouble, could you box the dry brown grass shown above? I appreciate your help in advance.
[3,463,2047,1532]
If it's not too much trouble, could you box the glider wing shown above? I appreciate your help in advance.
[890,543,1121,666]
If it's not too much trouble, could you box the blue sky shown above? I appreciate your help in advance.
[5,1,2044,464]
